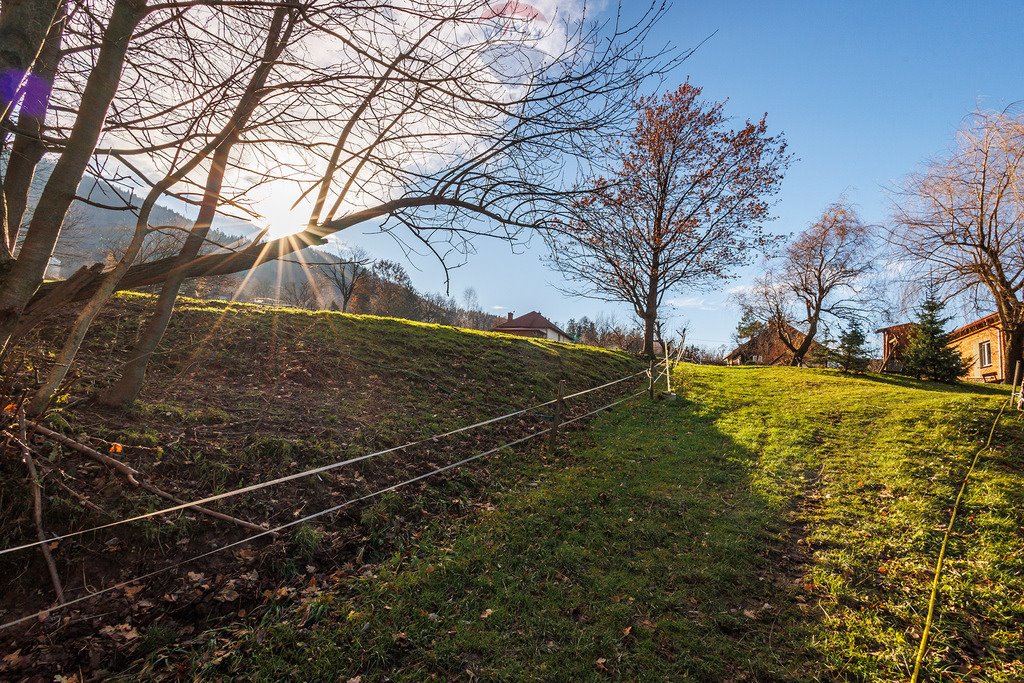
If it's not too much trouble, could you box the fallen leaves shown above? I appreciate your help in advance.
[99,623,140,642]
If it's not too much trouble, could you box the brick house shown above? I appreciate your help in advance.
[947,313,1005,382]
[492,311,572,343]
[878,313,1006,382]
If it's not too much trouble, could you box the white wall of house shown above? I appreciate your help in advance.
[544,329,571,342]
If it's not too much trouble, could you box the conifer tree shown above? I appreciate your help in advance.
[902,290,970,383]
[835,320,871,373]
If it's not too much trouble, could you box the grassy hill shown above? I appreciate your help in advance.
[118,365,1024,682]
[0,293,644,676]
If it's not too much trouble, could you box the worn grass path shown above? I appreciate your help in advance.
[157,366,1024,682]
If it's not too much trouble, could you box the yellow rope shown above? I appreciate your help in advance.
[909,396,1010,683]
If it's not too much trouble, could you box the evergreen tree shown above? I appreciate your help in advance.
[734,305,765,344]
[902,291,970,383]
[835,320,871,373]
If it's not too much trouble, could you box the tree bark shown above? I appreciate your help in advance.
[3,4,65,251]
[0,0,62,263]
[1004,323,1023,384]
[789,318,818,366]
[642,311,656,357]
[0,0,60,124]
[100,4,295,408]
[0,0,146,354]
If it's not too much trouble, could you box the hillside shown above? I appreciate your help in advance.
[126,366,1022,681]
[0,294,644,677]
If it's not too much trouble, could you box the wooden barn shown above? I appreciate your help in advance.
[876,322,916,373]
[725,321,820,366]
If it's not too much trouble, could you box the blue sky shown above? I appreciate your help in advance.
[337,0,1024,349]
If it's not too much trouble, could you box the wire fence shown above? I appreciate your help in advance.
[0,364,663,631]
[910,359,1022,682]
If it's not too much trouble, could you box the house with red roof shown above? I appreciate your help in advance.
[492,311,572,343]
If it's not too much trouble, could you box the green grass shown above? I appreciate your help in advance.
[136,365,1023,681]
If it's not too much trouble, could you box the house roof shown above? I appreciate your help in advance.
[725,321,817,362]
[493,311,570,338]
[875,322,915,334]
[948,313,1001,342]
[875,314,1001,341]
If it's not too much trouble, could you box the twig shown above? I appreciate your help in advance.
[14,413,66,605]
[27,421,274,536]
[33,460,107,515]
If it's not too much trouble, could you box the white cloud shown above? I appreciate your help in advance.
[666,297,719,311]
[725,284,754,296]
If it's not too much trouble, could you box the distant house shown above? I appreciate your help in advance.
[725,321,820,366]
[878,313,1006,382]
[876,322,916,373]
[493,311,572,343]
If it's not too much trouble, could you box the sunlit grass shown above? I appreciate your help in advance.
[158,364,1024,681]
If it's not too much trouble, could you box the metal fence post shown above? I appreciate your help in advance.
[549,379,565,454]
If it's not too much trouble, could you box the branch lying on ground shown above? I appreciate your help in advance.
[27,421,274,536]
[9,414,66,605]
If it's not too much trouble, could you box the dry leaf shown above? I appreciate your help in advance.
[479,608,493,619]
[622,626,632,636]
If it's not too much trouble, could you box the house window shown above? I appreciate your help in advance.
[979,340,992,368]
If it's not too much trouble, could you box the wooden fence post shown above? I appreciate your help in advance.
[648,357,656,400]
[1013,360,1022,410]
[549,379,565,454]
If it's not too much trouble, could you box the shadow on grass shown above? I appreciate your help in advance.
[839,371,1010,396]
[188,395,823,682]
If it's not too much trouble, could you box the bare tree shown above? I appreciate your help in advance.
[281,279,320,310]
[0,0,146,349]
[545,83,790,356]
[97,1,301,407]
[4,1,669,411]
[318,245,370,313]
[737,202,875,366]
[890,111,1024,381]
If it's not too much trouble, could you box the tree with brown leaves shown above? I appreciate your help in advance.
[545,83,790,356]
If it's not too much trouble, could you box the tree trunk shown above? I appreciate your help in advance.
[99,5,295,408]
[99,146,233,408]
[3,3,65,251]
[1004,323,1023,384]
[0,0,146,354]
[790,318,819,366]
[642,312,656,357]
[0,0,62,262]
[0,0,60,124]
[642,256,660,358]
